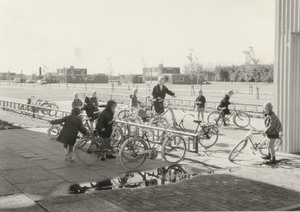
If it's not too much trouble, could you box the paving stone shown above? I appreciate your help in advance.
[0,176,21,196]
[1,166,60,184]
[0,193,47,212]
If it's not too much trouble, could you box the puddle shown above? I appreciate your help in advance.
[69,164,215,194]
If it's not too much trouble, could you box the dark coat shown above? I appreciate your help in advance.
[152,84,175,100]
[72,99,83,109]
[130,94,141,107]
[195,95,206,108]
[217,94,231,115]
[51,115,87,146]
[264,111,283,138]
[90,97,99,108]
[96,100,116,138]
[152,84,175,113]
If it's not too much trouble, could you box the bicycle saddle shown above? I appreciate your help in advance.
[193,120,203,124]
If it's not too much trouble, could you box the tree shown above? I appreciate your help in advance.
[243,46,259,86]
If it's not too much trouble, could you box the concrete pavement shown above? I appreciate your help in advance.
[1,125,300,211]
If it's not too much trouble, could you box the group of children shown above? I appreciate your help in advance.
[50,91,117,162]
[51,76,282,165]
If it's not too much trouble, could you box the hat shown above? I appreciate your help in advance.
[263,102,273,111]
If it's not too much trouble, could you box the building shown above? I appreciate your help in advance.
[161,74,198,84]
[143,64,180,82]
[56,66,108,83]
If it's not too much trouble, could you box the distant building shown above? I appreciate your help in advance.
[56,66,108,83]
[162,74,198,84]
[143,64,180,82]
[119,74,143,84]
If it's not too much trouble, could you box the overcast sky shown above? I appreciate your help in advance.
[0,0,275,75]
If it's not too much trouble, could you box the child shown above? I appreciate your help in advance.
[96,100,117,160]
[262,102,283,164]
[81,96,99,131]
[217,90,234,126]
[130,88,141,110]
[72,92,83,109]
[90,91,99,108]
[195,90,206,121]
[50,107,87,162]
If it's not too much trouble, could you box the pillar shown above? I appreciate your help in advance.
[275,0,300,153]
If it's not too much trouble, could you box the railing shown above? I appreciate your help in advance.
[116,120,200,154]
[0,99,200,154]
[81,92,263,113]
[0,99,70,120]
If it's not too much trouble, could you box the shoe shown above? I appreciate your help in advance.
[100,153,107,161]
[223,123,229,126]
[261,154,271,160]
[265,158,276,164]
[106,154,116,159]
[68,152,75,162]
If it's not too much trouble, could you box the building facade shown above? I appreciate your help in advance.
[143,64,180,82]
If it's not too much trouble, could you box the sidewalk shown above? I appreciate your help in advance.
[0,127,300,211]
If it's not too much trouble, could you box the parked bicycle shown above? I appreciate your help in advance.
[228,130,283,161]
[207,103,250,128]
[19,96,59,117]
[119,125,187,170]
[74,121,126,165]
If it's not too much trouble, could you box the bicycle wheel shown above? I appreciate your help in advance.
[233,111,250,128]
[228,139,248,161]
[47,125,61,139]
[110,125,125,153]
[198,126,219,149]
[75,137,103,165]
[149,116,170,128]
[119,136,148,170]
[162,135,186,164]
[117,109,131,120]
[207,111,223,127]
[259,137,283,156]
[48,103,59,117]
[40,103,50,115]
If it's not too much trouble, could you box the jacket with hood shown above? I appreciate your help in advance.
[263,103,283,137]
[96,100,116,138]
[50,108,87,145]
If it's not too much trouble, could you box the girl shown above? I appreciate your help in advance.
[50,107,87,162]
[96,100,117,160]
[217,90,234,126]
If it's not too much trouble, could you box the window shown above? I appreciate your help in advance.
[179,77,184,82]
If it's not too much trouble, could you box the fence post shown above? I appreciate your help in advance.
[256,87,260,99]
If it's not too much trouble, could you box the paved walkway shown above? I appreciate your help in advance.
[1,126,300,211]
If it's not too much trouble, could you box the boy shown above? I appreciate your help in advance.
[195,90,206,121]
[50,107,87,162]
[262,102,283,164]
[96,100,117,160]
[217,90,234,126]
[72,92,83,109]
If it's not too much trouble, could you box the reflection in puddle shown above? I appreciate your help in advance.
[70,164,211,193]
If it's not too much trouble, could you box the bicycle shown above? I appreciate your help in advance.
[119,125,186,170]
[207,103,250,128]
[174,110,219,149]
[19,96,59,117]
[228,130,283,161]
[74,122,127,165]
[47,123,63,139]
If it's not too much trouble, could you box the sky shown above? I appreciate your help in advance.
[0,0,275,76]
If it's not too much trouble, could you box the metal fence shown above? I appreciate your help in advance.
[81,92,263,113]
[115,120,200,154]
[0,99,70,120]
